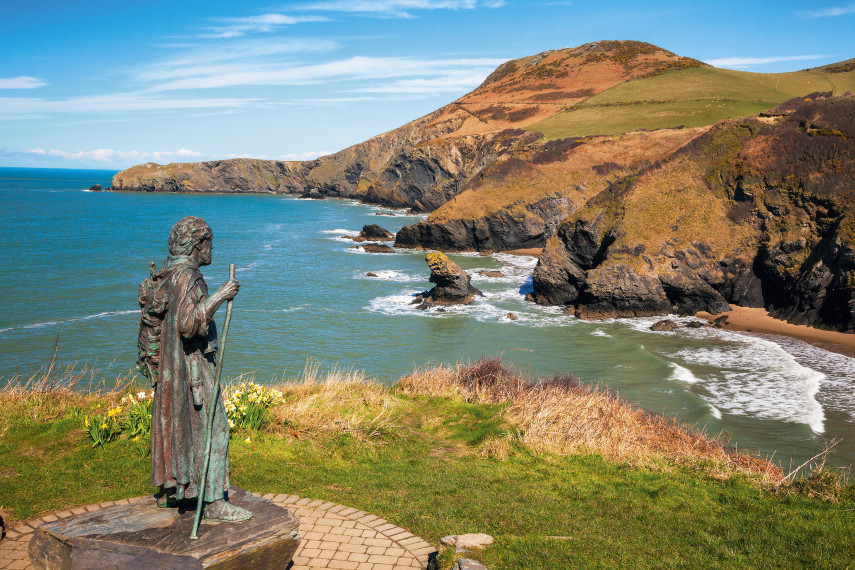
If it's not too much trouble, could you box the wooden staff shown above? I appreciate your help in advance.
[191,264,235,539]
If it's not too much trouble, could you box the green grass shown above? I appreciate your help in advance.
[527,65,855,140]
[2,382,854,569]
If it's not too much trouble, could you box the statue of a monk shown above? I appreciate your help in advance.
[147,216,251,523]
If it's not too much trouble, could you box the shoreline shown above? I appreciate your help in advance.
[696,306,855,358]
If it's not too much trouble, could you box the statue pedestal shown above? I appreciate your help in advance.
[28,487,300,569]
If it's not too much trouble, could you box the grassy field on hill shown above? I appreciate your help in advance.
[2,362,853,568]
[527,65,855,140]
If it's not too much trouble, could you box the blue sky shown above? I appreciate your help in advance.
[2,0,854,170]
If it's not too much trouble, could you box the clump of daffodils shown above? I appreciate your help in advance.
[84,389,154,447]
[224,381,284,431]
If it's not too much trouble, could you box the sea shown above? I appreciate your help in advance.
[2,167,855,470]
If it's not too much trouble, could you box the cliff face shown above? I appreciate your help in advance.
[112,41,701,212]
[530,94,855,331]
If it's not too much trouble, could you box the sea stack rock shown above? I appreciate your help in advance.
[351,224,395,242]
[413,252,481,309]
[88,184,102,192]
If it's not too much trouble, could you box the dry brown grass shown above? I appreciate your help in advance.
[398,358,783,482]
[0,364,134,437]
[265,362,400,444]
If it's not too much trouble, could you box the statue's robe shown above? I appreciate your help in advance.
[151,255,229,502]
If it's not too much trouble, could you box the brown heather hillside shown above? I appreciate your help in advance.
[530,93,855,331]
[112,42,855,329]
[112,41,706,211]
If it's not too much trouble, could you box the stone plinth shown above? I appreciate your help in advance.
[28,487,300,569]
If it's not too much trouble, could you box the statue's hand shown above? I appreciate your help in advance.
[220,279,240,301]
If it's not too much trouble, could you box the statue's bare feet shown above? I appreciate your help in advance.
[203,499,252,523]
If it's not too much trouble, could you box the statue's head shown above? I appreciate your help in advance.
[168,216,213,262]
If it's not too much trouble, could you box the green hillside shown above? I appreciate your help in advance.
[527,63,855,139]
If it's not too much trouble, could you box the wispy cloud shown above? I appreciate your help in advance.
[0,93,257,117]
[294,0,505,18]
[807,3,855,17]
[146,55,504,91]
[202,13,329,38]
[26,147,202,163]
[705,54,830,68]
[0,76,47,89]
[137,38,339,82]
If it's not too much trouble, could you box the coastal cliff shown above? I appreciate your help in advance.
[530,93,855,331]
[112,42,855,329]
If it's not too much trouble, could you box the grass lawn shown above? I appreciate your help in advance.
[1,365,853,569]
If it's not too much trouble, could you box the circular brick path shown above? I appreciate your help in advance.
[0,493,437,569]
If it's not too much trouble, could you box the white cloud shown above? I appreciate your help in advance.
[705,54,830,68]
[0,93,257,117]
[220,150,332,160]
[26,148,202,163]
[295,0,504,17]
[202,13,329,38]
[137,38,338,82]
[148,55,504,91]
[807,3,855,17]
[0,76,47,89]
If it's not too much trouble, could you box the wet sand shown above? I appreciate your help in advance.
[502,248,543,258]
[697,306,855,358]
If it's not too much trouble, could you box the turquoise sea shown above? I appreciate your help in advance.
[2,167,855,469]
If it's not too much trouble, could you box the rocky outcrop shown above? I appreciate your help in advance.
[530,94,855,331]
[88,184,102,192]
[355,244,395,253]
[350,224,394,242]
[412,252,481,309]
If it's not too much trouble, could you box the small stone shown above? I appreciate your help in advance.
[685,321,704,328]
[506,313,517,321]
[454,559,489,570]
[366,272,379,277]
[450,533,494,550]
[650,319,678,332]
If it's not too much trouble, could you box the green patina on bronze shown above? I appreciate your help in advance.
[137,216,252,530]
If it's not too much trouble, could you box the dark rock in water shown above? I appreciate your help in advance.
[651,319,678,331]
[352,224,395,242]
[413,252,481,309]
[376,212,395,216]
[506,312,517,321]
[366,272,379,277]
[299,188,324,199]
[89,184,102,192]
[712,315,729,328]
[478,270,503,278]
[685,321,704,328]
[27,487,299,569]
[357,244,395,253]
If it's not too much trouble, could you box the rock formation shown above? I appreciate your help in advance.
[412,252,481,309]
[350,224,394,242]
[530,93,855,331]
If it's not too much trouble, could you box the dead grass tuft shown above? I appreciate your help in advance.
[399,359,783,481]
[266,361,399,445]
[0,364,134,437]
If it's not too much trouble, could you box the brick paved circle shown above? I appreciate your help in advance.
[0,493,437,569]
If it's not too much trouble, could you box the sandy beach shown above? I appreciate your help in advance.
[697,306,855,358]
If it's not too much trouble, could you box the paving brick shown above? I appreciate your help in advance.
[295,497,312,506]
[306,559,329,568]
[372,564,396,570]
[348,552,370,563]
[7,560,31,570]
[339,543,367,554]
[366,546,386,555]
[337,507,358,517]
[374,523,395,533]
[328,561,359,570]
[331,551,350,561]
[385,547,406,557]
[70,508,86,515]
[364,537,393,548]
[327,504,347,514]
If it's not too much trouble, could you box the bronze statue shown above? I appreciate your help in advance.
[138,216,251,523]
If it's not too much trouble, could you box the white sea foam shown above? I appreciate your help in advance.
[590,329,612,338]
[354,270,422,282]
[667,362,701,384]
[322,228,358,235]
[1,310,137,335]
[670,335,826,433]
[708,403,723,419]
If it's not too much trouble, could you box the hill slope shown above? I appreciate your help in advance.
[529,93,855,331]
